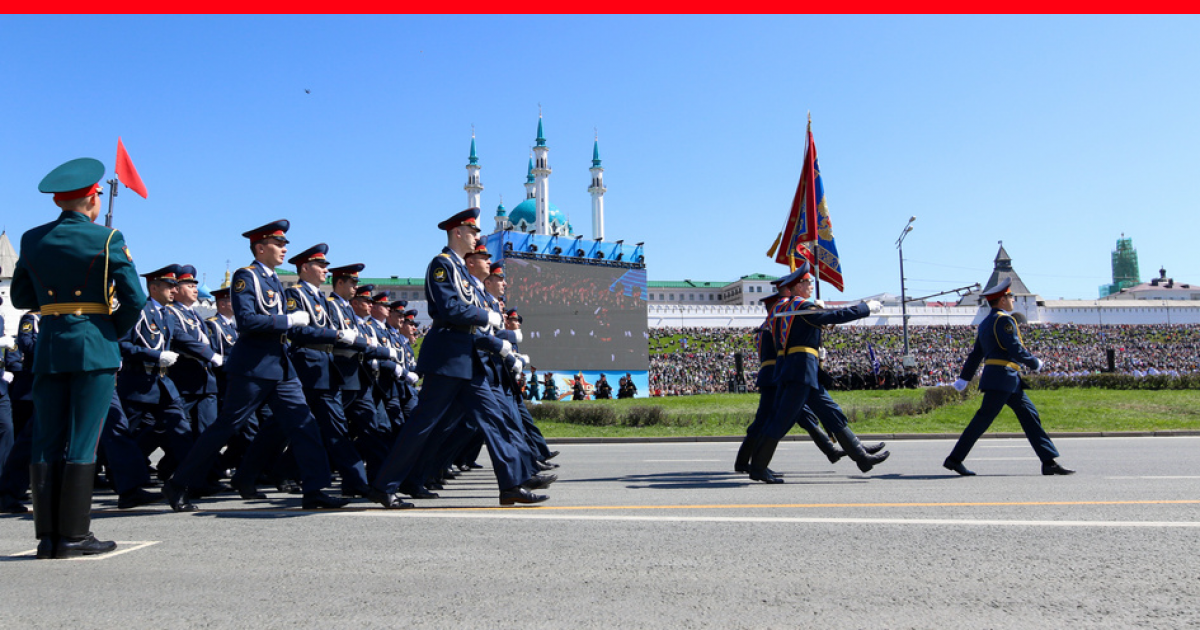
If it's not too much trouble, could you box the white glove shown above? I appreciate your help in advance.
[509,355,525,375]
[513,329,523,344]
[499,339,513,357]
[405,371,419,385]
[394,364,404,379]
[287,311,311,328]
[210,353,224,367]
[337,328,358,344]
[814,299,826,308]
[1034,358,1044,372]
[952,378,969,392]
[0,337,14,350]
[867,300,882,314]
[818,347,827,361]
[366,336,378,348]
[1,371,12,384]
[389,348,400,362]
[487,311,503,329]
[159,351,179,367]
[518,353,531,365]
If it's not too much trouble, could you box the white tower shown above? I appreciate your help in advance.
[588,134,606,241]
[524,154,536,200]
[464,132,483,210]
[532,114,552,235]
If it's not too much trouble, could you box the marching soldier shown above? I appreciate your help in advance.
[0,311,39,514]
[162,220,348,512]
[367,208,551,507]
[748,262,888,483]
[594,373,612,399]
[11,157,146,558]
[164,264,224,439]
[281,243,373,498]
[944,278,1074,476]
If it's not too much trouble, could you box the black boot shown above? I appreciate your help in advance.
[835,427,890,473]
[56,463,116,559]
[748,439,783,484]
[734,436,758,473]
[30,462,57,559]
[804,426,845,464]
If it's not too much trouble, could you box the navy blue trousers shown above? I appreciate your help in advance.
[949,388,1059,463]
[99,388,151,494]
[173,375,331,493]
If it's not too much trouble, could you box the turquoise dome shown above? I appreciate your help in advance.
[507,198,569,230]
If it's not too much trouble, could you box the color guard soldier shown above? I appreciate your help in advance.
[163,220,347,511]
[944,278,1074,476]
[749,262,888,483]
[11,157,146,558]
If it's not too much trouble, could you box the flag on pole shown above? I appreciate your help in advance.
[114,137,148,199]
[868,342,881,376]
[767,118,818,270]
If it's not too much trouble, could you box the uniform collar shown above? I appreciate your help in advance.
[149,297,166,311]
[219,313,235,326]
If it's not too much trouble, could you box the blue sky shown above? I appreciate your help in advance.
[3,15,1198,301]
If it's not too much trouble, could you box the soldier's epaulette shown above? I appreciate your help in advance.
[437,253,451,259]
[206,316,219,322]
[240,265,255,271]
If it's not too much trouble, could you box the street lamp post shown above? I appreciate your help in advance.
[896,217,916,358]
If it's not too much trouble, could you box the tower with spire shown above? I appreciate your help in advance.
[532,112,552,235]
[588,133,606,241]
[464,131,483,210]
[524,154,536,200]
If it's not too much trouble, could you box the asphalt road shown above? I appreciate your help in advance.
[2,435,1198,629]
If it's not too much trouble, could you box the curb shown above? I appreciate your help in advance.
[546,430,1200,445]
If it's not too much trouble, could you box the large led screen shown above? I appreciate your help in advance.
[503,257,649,372]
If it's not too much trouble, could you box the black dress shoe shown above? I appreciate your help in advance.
[0,495,29,514]
[163,482,197,512]
[275,480,302,494]
[399,483,439,500]
[522,473,558,491]
[544,450,560,461]
[499,487,548,505]
[748,468,784,484]
[442,467,459,479]
[301,492,350,510]
[367,488,414,509]
[117,488,164,510]
[341,485,372,499]
[864,442,887,455]
[1042,460,1076,476]
[426,481,445,491]
[943,457,976,476]
[232,481,267,500]
[457,464,472,472]
[55,533,117,558]
[534,461,555,471]
[465,462,484,469]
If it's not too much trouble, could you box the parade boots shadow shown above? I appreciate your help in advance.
[30,462,57,559]
[804,426,845,464]
[734,436,759,473]
[835,427,890,473]
[56,463,116,559]
[748,439,783,484]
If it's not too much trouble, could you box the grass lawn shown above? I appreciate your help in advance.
[536,389,1200,438]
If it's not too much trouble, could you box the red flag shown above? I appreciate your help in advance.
[115,137,148,199]
[768,118,818,269]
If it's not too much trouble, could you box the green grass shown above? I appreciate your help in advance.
[535,389,1200,438]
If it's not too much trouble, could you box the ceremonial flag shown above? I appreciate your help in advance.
[868,343,881,376]
[114,137,148,199]
[766,117,845,291]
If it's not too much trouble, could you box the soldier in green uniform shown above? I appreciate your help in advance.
[10,158,146,559]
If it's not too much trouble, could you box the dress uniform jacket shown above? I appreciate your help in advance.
[118,301,184,404]
[284,282,340,391]
[771,299,870,387]
[958,308,1038,393]
[417,248,492,379]
[10,212,144,374]
[326,293,371,391]
[11,313,40,403]
[225,262,294,379]
[164,304,218,396]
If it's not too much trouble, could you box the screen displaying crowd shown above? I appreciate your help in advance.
[647,323,1200,396]
[505,258,649,371]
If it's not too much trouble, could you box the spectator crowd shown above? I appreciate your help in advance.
[647,323,1200,395]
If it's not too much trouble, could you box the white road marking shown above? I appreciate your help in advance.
[645,459,721,462]
[351,512,1200,528]
[8,541,159,560]
[1105,476,1200,480]
[970,457,1040,461]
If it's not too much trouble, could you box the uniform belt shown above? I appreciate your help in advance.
[299,344,334,353]
[759,359,776,367]
[143,364,169,377]
[41,302,109,316]
[332,349,358,358]
[985,359,1023,371]
[431,319,475,334]
[785,345,819,357]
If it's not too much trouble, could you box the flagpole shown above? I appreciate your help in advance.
[104,176,119,228]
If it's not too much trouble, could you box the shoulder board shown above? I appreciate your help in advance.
[206,316,218,322]
[437,253,451,259]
